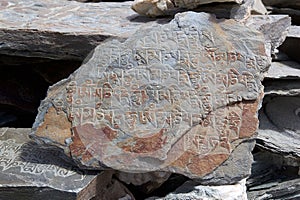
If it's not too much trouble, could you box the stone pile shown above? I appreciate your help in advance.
[0,0,299,199]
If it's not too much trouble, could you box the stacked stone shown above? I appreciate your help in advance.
[0,0,299,199]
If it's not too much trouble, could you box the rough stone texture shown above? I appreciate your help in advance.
[0,0,169,61]
[132,0,242,17]
[245,15,291,56]
[248,178,300,200]
[266,61,300,78]
[247,150,300,200]
[257,96,300,159]
[196,140,255,185]
[0,128,134,200]
[146,179,248,200]
[31,12,270,180]
[279,26,300,63]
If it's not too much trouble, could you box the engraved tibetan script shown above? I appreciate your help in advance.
[33,12,270,179]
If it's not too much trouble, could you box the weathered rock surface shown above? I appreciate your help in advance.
[0,0,169,61]
[31,12,270,180]
[247,150,300,200]
[196,140,255,185]
[266,61,300,79]
[245,15,291,56]
[0,128,134,200]
[257,96,300,158]
[279,26,300,63]
[146,179,248,200]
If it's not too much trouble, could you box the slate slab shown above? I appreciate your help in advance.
[0,128,134,200]
[31,12,270,180]
[0,0,168,61]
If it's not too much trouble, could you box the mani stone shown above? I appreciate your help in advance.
[31,12,270,179]
[0,128,134,200]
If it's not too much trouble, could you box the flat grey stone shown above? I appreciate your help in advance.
[247,150,300,200]
[257,96,300,158]
[266,61,300,78]
[248,178,300,200]
[196,140,255,185]
[0,0,168,61]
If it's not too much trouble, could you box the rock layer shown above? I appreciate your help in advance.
[31,12,270,180]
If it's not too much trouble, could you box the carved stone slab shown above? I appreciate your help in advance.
[32,12,270,179]
[0,128,134,199]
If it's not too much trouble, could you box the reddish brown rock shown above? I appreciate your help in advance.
[31,12,270,180]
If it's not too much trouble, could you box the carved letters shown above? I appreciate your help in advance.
[32,12,270,178]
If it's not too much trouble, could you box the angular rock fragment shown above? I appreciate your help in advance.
[31,12,270,180]
[146,179,248,200]
[248,177,300,200]
[266,61,300,79]
[245,15,291,56]
[193,0,267,21]
[0,128,134,200]
[197,140,255,185]
[262,60,300,96]
[252,0,268,14]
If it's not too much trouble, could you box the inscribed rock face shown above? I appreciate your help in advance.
[31,12,270,179]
